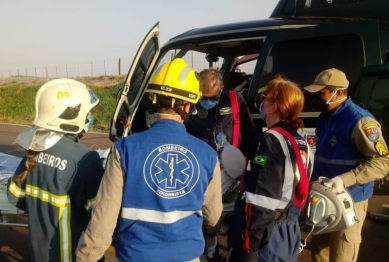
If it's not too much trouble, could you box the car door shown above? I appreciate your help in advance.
[109,22,160,142]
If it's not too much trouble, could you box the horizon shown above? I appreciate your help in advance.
[0,0,279,79]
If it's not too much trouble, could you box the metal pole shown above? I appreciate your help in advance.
[17,69,20,82]
[118,58,122,75]
[78,65,81,78]
[46,67,49,81]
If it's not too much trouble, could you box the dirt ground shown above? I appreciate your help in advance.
[1,207,389,262]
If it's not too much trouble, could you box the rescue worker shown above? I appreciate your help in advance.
[228,76,310,262]
[76,58,223,262]
[304,68,389,262]
[185,69,256,156]
[7,79,105,262]
[185,69,256,262]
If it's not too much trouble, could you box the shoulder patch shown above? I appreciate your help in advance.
[362,121,378,130]
[252,154,267,166]
[219,107,232,115]
[362,120,380,141]
[375,141,388,156]
[364,126,379,141]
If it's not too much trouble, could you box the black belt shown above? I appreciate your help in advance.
[275,209,288,221]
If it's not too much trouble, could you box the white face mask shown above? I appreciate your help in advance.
[326,88,347,105]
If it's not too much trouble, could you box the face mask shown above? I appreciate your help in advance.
[326,88,347,105]
[309,88,347,112]
[259,101,266,120]
[199,99,218,110]
[84,113,94,132]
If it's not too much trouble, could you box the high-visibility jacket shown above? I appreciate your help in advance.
[7,135,104,262]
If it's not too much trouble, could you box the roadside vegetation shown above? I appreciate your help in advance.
[0,76,126,133]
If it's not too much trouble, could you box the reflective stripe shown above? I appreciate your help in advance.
[316,156,363,166]
[267,130,295,209]
[84,197,96,211]
[25,184,71,262]
[178,65,192,81]
[245,192,280,210]
[59,204,72,262]
[121,207,201,224]
[26,185,70,206]
[9,180,25,198]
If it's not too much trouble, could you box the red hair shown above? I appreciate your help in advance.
[263,76,305,130]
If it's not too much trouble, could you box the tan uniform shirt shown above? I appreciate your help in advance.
[76,146,222,262]
[340,117,389,187]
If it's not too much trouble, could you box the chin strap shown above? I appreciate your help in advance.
[174,104,194,123]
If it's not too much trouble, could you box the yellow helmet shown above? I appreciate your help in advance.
[146,58,201,106]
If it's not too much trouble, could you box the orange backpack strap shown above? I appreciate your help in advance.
[229,90,240,147]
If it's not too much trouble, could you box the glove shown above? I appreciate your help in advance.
[331,176,345,194]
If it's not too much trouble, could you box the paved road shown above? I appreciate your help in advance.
[1,123,389,262]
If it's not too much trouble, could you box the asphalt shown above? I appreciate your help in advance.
[1,123,389,262]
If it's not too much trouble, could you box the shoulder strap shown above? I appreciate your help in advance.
[229,90,240,147]
[270,127,308,208]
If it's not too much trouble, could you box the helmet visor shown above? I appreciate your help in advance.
[86,87,104,114]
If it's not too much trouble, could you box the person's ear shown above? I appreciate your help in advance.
[336,89,345,98]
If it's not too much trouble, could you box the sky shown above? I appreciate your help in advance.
[0,0,279,78]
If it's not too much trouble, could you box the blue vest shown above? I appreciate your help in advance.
[313,98,375,202]
[115,119,218,262]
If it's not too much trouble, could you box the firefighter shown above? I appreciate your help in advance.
[228,76,310,262]
[76,58,223,262]
[7,79,105,262]
[304,68,389,262]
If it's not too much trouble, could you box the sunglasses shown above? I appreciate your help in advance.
[201,91,221,101]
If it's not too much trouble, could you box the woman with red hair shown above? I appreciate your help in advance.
[228,76,310,262]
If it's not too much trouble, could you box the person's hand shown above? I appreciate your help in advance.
[331,176,344,194]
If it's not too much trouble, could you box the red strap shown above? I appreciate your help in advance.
[229,91,240,147]
[270,127,309,208]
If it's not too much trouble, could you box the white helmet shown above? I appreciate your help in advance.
[33,78,104,134]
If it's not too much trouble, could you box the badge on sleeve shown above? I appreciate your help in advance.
[253,154,267,166]
[362,121,379,141]
[375,141,389,156]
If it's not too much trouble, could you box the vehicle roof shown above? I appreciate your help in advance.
[163,18,317,49]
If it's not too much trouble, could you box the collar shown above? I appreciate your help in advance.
[151,119,186,131]
[329,97,352,117]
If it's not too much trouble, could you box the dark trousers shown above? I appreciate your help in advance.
[229,206,301,262]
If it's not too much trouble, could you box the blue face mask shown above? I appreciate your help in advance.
[259,101,266,120]
[199,99,219,110]
[84,113,94,132]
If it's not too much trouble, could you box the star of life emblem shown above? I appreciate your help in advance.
[143,144,200,199]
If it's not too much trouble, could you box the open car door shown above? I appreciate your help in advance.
[109,22,160,142]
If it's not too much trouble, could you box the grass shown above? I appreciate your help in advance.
[0,77,125,133]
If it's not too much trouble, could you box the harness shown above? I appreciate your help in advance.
[229,90,240,147]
